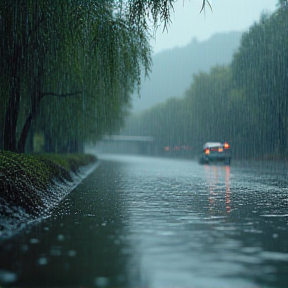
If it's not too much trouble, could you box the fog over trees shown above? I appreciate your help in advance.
[132,32,242,113]
[123,2,288,160]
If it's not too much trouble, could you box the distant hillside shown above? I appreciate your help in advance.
[131,31,242,113]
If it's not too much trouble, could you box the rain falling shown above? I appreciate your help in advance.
[1,1,288,288]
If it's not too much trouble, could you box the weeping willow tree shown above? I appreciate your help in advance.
[0,0,209,153]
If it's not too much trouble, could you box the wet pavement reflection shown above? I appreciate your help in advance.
[0,154,288,287]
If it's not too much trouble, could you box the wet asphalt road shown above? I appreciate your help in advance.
[0,154,288,288]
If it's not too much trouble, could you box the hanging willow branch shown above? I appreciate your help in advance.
[200,0,212,13]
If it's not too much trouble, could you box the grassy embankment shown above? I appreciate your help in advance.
[0,151,97,217]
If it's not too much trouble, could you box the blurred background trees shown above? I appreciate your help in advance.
[122,2,288,160]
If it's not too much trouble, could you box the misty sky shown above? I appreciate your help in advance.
[152,0,278,54]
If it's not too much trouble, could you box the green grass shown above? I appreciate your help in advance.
[0,151,97,215]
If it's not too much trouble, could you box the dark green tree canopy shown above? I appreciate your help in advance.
[0,1,194,152]
[0,0,211,153]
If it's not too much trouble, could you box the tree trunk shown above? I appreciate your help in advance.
[4,75,21,152]
[17,91,41,153]
[17,113,33,153]
[3,45,22,152]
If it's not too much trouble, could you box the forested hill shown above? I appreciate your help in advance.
[132,31,242,113]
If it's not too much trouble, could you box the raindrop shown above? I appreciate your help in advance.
[0,270,17,284]
[68,250,77,257]
[57,234,65,241]
[94,276,109,287]
[37,257,48,266]
[29,238,39,244]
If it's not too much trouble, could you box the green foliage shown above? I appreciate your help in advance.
[1,0,194,152]
[231,7,288,157]
[40,153,97,173]
[0,150,97,214]
[124,5,288,160]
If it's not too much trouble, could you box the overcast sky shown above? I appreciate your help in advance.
[151,0,278,54]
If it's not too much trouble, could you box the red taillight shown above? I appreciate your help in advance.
[205,149,210,155]
[224,142,230,149]
[218,147,223,152]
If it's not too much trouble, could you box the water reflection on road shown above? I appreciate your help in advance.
[0,154,288,288]
[205,165,231,214]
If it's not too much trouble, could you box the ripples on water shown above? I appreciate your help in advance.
[101,155,288,288]
[0,155,288,287]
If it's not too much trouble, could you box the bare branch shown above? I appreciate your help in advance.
[40,91,82,99]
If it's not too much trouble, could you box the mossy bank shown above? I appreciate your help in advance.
[0,151,97,237]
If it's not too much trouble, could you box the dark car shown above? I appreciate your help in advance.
[198,142,231,165]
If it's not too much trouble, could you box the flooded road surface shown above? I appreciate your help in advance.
[1,154,288,288]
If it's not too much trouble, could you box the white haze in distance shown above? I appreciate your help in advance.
[152,0,278,54]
